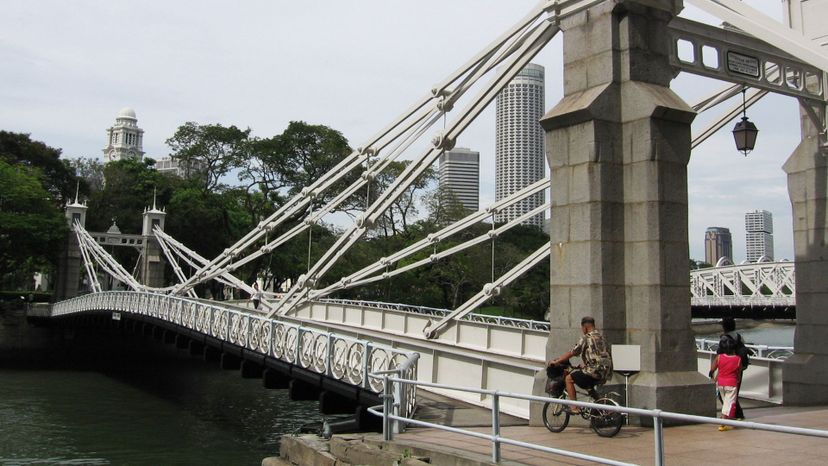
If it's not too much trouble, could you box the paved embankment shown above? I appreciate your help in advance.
[266,402,828,465]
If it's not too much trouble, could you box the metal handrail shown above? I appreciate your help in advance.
[317,298,552,330]
[370,377,828,466]
[51,291,419,409]
[695,337,794,360]
[318,299,796,362]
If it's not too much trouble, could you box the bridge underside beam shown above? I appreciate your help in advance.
[691,305,795,320]
[115,313,383,409]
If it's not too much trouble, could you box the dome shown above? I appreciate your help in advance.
[117,107,137,120]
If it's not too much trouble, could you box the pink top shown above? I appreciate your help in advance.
[717,354,741,387]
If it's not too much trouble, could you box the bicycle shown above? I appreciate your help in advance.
[542,372,624,437]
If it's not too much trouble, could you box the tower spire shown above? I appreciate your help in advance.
[152,187,157,211]
[74,179,80,204]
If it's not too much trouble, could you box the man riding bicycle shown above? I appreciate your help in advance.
[548,316,613,410]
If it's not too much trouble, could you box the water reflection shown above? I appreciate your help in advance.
[0,342,319,466]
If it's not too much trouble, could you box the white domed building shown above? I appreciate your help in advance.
[103,107,145,163]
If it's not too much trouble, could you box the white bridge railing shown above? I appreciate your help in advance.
[695,338,793,403]
[301,299,793,405]
[51,291,418,415]
[690,261,795,308]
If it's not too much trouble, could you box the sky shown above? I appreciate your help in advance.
[0,0,808,262]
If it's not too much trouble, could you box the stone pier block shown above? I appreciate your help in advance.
[240,359,263,378]
[219,352,240,370]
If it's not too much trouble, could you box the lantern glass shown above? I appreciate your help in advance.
[732,116,759,155]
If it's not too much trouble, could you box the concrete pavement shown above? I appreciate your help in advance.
[390,402,828,465]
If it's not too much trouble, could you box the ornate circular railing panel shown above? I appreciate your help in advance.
[51,291,419,412]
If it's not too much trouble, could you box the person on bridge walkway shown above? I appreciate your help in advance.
[251,282,263,310]
[548,316,613,412]
[709,335,741,431]
[717,317,747,420]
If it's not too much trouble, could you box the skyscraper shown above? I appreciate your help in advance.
[495,63,545,227]
[745,210,774,262]
[438,147,480,212]
[704,227,733,265]
[103,108,145,163]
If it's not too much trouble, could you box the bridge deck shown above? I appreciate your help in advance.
[391,402,828,465]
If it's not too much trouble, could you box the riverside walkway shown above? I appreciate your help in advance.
[388,401,828,465]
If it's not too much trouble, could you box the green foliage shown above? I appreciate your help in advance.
[166,122,252,193]
[0,157,67,289]
[689,258,712,270]
[0,131,79,204]
[2,120,552,316]
[86,158,177,233]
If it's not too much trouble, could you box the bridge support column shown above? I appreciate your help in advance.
[288,379,319,401]
[188,340,204,356]
[174,333,189,349]
[263,368,290,389]
[240,360,263,378]
[319,391,356,415]
[203,345,221,363]
[782,106,828,404]
[535,0,711,421]
[220,352,241,370]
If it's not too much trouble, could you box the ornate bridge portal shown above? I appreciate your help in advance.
[51,0,828,418]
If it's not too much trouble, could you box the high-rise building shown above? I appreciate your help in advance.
[155,156,206,179]
[745,210,774,262]
[704,227,733,265]
[103,107,145,163]
[495,63,545,227]
[439,147,480,212]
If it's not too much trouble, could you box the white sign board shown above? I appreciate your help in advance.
[727,51,760,78]
[612,344,640,372]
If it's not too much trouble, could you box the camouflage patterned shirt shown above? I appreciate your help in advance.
[570,330,613,383]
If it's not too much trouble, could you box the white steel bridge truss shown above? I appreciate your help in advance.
[690,261,796,308]
[67,0,826,340]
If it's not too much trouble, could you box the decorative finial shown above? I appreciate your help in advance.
[152,187,157,211]
[74,179,80,204]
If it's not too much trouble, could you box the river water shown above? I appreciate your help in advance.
[0,344,319,466]
[693,319,796,346]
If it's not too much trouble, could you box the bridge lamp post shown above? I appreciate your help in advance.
[732,88,759,156]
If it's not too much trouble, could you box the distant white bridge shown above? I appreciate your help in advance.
[690,261,796,310]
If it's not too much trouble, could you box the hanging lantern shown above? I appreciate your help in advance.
[732,116,758,156]
[732,88,759,156]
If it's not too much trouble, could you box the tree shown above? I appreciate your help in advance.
[0,131,79,205]
[424,184,472,228]
[0,159,67,289]
[86,158,176,234]
[166,122,251,193]
[276,121,353,202]
[68,157,105,193]
[690,258,712,270]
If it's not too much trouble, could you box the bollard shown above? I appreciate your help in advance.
[492,392,501,463]
[653,410,664,466]
[383,375,393,441]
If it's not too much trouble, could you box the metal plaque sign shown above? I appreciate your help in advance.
[112,312,121,321]
[727,51,760,78]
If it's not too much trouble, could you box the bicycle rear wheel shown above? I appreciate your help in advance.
[542,398,570,433]
[590,397,623,437]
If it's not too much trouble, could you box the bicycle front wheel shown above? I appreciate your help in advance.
[590,397,623,437]
[542,399,570,433]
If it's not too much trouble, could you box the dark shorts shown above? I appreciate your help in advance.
[570,369,599,390]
